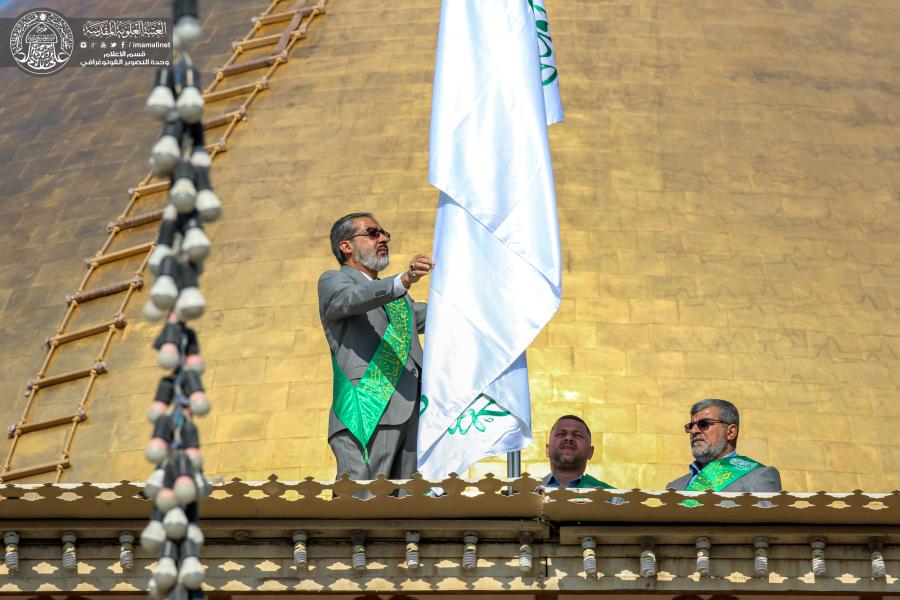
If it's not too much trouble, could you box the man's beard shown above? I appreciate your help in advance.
[550,448,583,469]
[691,437,727,464]
[357,245,389,272]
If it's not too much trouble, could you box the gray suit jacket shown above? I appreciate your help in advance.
[667,465,782,492]
[317,265,427,438]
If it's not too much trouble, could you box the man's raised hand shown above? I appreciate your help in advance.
[401,254,436,288]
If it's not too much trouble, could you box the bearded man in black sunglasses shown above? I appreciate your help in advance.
[318,212,435,481]
[666,398,781,492]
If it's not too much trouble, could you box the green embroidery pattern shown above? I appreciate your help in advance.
[448,395,511,436]
[528,0,558,85]
[681,455,763,507]
[331,298,413,462]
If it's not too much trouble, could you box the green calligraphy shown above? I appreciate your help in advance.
[528,0,558,85]
[448,395,512,436]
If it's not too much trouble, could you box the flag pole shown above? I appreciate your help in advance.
[507,450,521,478]
[506,450,521,496]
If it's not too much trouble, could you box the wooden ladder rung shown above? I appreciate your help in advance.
[15,411,87,437]
[219,54,280,77]
[232,27,307,53]
[25,362,107,395]
[130,180,170,197]
[254,4,323,26]
[203,109,246,130]
[204,80,269,103]
[67,276,143,306]
[108,209,164,233]
[0,460,71,483]
[233,32,282,51]
[87,243,154,268]
[45,315,126,349]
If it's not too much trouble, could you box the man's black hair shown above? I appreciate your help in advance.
[552,414,591,439]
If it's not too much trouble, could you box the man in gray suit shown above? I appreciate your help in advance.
[317,212,434,480]
[667,398,781,492]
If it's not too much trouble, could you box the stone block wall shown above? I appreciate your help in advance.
[0,0,898,489]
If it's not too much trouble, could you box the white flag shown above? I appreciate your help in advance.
[530,0,564,125]
[417,0,562,480]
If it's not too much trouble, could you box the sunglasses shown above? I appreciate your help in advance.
[345,227,391,241]
[683,418,731,433]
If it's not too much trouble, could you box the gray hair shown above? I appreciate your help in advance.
[691,398,740,439]
[329,212,374,264]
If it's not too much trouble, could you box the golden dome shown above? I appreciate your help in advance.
[1,0,898,491]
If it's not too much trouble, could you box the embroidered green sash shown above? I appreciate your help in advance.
[681,455,763,507]
[331,298,413,463]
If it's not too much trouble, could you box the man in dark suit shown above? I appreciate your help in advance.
[317,212,434,480]
[667,398,781,492]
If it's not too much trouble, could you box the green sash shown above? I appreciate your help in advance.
[681,454,763,507]
[566,473,612,490]
[575,474,614,490]
[331,298,413,463]
[546,473,614,490]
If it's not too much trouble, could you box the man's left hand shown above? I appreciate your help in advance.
[401,254,436,288]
